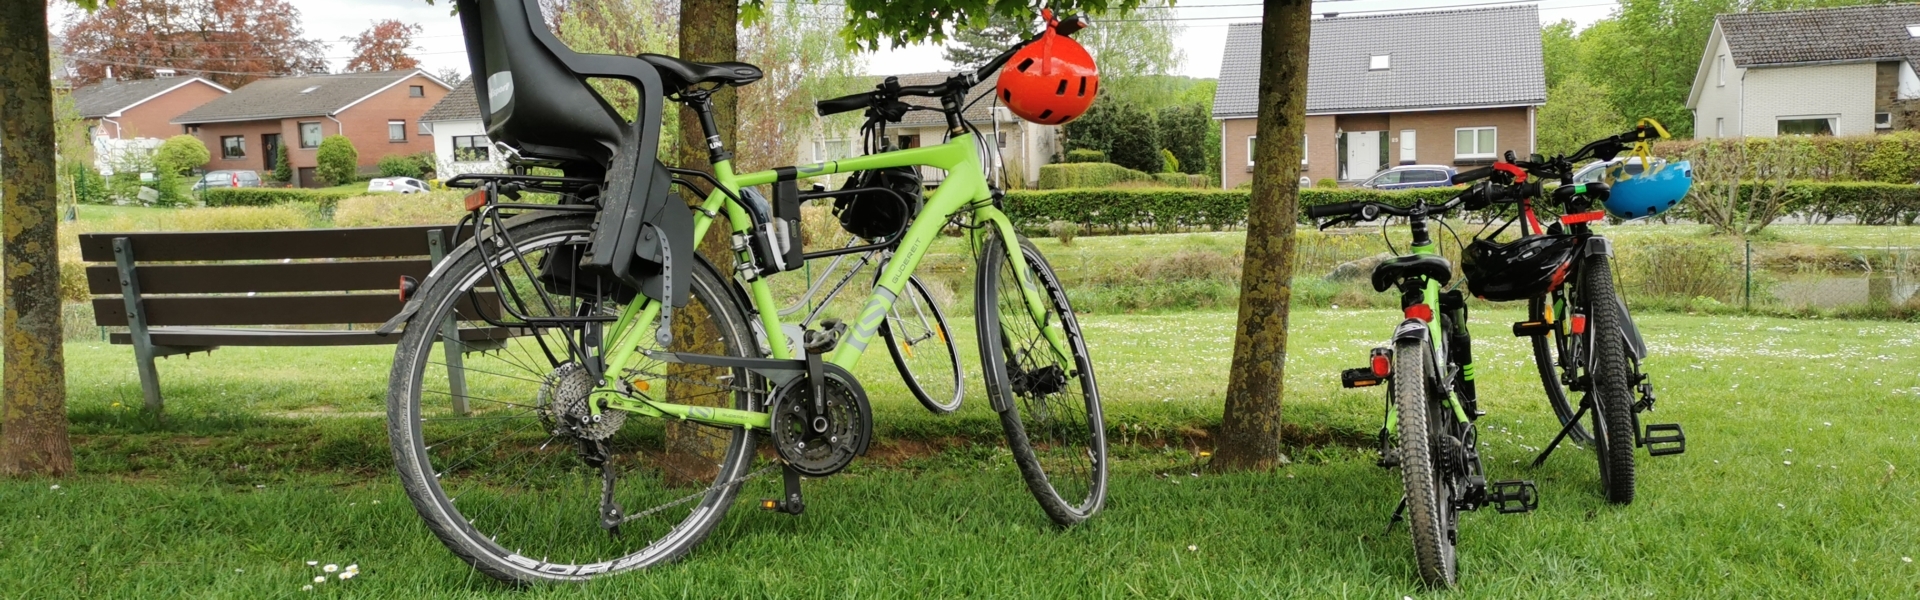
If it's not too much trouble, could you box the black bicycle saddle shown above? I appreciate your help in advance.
[637,54,763,92]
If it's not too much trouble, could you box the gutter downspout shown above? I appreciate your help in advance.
[101,117,122,139]
[1528,106,1536,154]
[1220,120,1228,189]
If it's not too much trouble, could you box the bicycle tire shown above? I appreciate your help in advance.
[386,213,760,582]
[975,232,1107,526]
[1529,294,1594,444]
[883,275,965,414]
[1393,337,1458,588]
[1581,254,1638,505]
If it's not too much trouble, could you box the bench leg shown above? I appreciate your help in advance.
[428,229,470,417]
[115,237,164,417]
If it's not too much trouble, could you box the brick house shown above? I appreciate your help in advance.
[71,74,230,173]
[1212,6,1546,188]
[172,69,451,187]
[1687,4,1920,139]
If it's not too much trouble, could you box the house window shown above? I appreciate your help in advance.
[1399,129,1417,163]
[997,131,1008,149]
[1716,118,1725,137]
[1876,113,1893,129]
[388,120,407,142]
[813,139,850,162]
[221,135,246,159]
[1777,117,1835,136]
[1907,24,1920,37]
[1302,134,1309,166]
[409,85,424,98]
[1455,127,1497,160]
[1247,135,1257,166]
[1717,55,1726,87]
[299,122,322,148]
[453,135,490,162]
[1369,55,1391,71]
[419,121,433,136]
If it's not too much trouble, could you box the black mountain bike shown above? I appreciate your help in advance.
[1309,188,1538,588]
[1462,128,1687,506]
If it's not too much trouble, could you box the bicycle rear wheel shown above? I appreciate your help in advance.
[1393,337,1459,588]
[884,275,965,414]
[976,232,1107,526]
[386,213,761,582]
[1580,254,1638,505]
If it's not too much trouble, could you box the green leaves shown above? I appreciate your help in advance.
[807,0,1148,51]
[1004,187,1465,233]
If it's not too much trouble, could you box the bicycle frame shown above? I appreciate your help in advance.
[1386,240,1472,435]
[572,133,1070,430]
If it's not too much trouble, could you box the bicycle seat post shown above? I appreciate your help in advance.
[680,89,733,165]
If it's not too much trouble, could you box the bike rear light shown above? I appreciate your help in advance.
[1370,354,1391,377]
[464,188,490,211]
[630,379,650,393]
[398,275,418,302]
[1561,211,1607,225]
[1405,303,1434,322]
[1570,314,1587,335]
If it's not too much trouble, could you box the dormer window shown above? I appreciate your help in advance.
[1369,54,1391,71]
[300,85,320,94]
[1907,24,1920,37]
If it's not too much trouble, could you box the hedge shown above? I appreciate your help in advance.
[1037,162,1154,189]
[1779,181,1920,225]
[203,187,356,209]
[1655,133,1920,184]
[1004,186,1463,232]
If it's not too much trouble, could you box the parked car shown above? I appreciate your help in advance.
[190,170,263,192]
[1355,165,1458,190]
[1572,157,1666,185]
[367,177,431,194]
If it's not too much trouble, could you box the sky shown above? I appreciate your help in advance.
[54,0,1620,81]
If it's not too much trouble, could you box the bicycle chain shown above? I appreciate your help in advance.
[612,461,782,527]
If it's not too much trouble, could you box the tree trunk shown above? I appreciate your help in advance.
[0,1,74,477]
[1212,0,1311,472]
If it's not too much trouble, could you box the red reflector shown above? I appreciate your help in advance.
[1371,354,1391,377]
[464,188,489,211]
[399,275,418,302]
[1405,303,1434,322]
[1561,211,1607,225]
[1570,314,1587,335]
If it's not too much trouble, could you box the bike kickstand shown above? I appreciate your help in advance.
[1530,401,1591,469]
[1385,496,1407,534]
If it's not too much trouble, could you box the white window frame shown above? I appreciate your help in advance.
[1369,54,1391,71]
[1301,134,1308,166]
[1716,118,1725,137]
[1876,112,1894,129]
[220,135,246,159]
[298,122,323,148]
[1717,54,1726,87]
[1776,115,1838,136]
[1399,129,1416,163]
[1247,135,1257,167]
[452,135,490,162]
[388,120,407,142]
[1454,127,1497,160]
[813,139,851,163]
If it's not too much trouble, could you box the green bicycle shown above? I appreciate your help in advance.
[380,0,1104,583]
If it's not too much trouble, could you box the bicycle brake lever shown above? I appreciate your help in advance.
[1318,216,1358,231]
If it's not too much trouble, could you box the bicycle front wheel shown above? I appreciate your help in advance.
[883,275,965,414]
[976,232,1107,526]
[386,212,760,582]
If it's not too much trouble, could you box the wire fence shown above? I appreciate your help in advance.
[1620,237,1920,317]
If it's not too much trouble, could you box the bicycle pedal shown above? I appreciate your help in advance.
[1486,480,1538,514]
[757,497,805,515]
[1642,423,1686,456]
[1341,367,1384,388]
[1512,320,1553,337]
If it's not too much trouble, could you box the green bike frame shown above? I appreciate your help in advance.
[1385,240,1473,436]
[573,133,1071,430]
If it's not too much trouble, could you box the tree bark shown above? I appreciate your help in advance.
[1,1,75,477]
[1212,0,1311,472]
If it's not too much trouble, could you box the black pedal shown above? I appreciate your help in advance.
[1486,480,1538,514]
[759,465,807,515]
[1512,320,1554,337]
[1341,368,1383,388]
[1642,423,1686,456]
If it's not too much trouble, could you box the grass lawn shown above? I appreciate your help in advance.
[8,308,1919,597]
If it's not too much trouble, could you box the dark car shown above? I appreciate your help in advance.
[1357,165,1458,190]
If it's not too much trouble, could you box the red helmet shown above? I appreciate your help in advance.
[996,11,1098,125]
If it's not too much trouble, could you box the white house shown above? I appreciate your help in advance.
[804,70,1062,187]
[1688,4,1920,139]
[418,78,505,178]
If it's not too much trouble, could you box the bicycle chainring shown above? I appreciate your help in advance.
[769,364,872,477]
[537,362,627,441]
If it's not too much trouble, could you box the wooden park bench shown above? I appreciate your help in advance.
[81,225,517,416]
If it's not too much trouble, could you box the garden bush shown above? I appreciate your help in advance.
[316,135,359,186]
[1064,149,1107,163]
[1656,134,1920,183]
[152,134,210,175]
[65,161,108,205]
[1003,186,1464,232]
[272,143,293,183]
[202,187,355,209]
[1037,162,1154,189]
[376,152,437,179]
[333,192,468,227]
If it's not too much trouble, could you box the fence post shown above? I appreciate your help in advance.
[1744,240,1753,310]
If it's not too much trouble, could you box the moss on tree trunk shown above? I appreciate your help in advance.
[1,0,74,476]
[1212,0,1311,472]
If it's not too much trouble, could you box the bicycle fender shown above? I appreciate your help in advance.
[1617,298,1648,360]
[375,210,590,337]
[1580,236,1613,257]
[1391,318,1430,345]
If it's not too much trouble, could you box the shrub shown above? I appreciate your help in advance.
[65,161,108,205]
[1653,134,1920,183]
[203,187,355,209]
[1037,162,1154,189]
[1315,178,1339,188]
[152,134,210,175]
[1065,149,1107,163]
[167,205,311,231]
[1004,186,1464,233]
[1160,148,1180,174]
[1047,220,1078,246]
[316,135,359,186]
[378,154,420,178]
[332,192,468,227]
[272,143,293,183]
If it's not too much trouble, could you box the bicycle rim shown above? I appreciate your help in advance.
[884,275,965,414]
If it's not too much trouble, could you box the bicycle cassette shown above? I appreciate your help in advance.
[769,364,872,477]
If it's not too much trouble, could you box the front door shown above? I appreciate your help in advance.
[1345,131,1382,180]
[262,133,283,175]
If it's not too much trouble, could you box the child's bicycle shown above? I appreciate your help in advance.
[1456,124,1691,505]
[1307,185,1540,588]
[378,0,1105,582]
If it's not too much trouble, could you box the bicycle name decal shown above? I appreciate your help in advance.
[842,287,896,355]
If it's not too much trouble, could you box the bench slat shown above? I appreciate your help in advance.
[78,226,463,262]
[109,326,523,348]
[87,260,435,295]
[92,292,501,327]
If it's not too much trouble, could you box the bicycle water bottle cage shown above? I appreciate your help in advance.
[455,0,688,307]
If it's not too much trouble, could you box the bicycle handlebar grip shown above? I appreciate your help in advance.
[1306,202,1361,220]
[816,92,871,117]
[1452,165,1494,185]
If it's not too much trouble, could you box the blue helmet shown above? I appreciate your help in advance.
[1603,160,1691,220]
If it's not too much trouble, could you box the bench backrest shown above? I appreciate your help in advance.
[82,226,484,328]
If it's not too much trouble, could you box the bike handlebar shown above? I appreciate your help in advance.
[815,13,1089,118]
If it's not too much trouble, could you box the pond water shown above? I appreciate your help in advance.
[1769,275,1920,309]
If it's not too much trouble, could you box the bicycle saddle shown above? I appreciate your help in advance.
[637,54,763,92]
[1371,254,1454,293]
